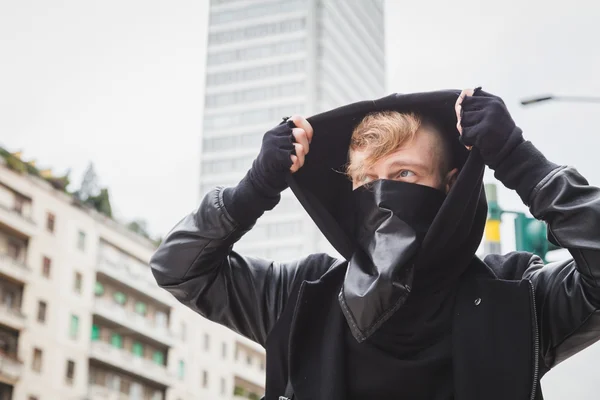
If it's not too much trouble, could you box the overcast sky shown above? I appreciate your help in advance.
[1,0,599,396]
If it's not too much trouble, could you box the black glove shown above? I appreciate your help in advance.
[222,118,296,226]
[248,118,296,198]
[461,90,558,205]
[459,90,524,169]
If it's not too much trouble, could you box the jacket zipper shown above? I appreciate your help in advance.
[528,280,540,400]
[283,281,307,400]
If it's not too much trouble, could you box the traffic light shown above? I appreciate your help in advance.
[514,213,560,261]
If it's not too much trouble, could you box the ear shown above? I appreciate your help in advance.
[444,168,459,194]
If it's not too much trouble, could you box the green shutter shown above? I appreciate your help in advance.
[113,292,127,305]
[91,324,100,341]
[178,360,185,379]
[134,301,147,316]
[110,333,123,348]
[152,351,164,365]
[94,282,104,296]
[70,315,79,339]
[132,342,144,357]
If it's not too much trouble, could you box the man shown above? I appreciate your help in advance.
[150,88,600,400]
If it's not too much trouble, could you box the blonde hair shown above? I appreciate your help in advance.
[346,111,423,180]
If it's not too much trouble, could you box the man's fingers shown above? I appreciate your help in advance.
[290,115,313,142]
[455,88,476,150]
[292,128,309,155]
[290,143,306,173]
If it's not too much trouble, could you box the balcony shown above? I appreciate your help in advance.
[96,255,173,306]
[0,352,22,384]
[0,303,26,331]
[89,341,173,388]
[232,360,266,389]
[93,299,174,347]
[0,203,35,238]
[0,254,30,283]
[88,385,128,400]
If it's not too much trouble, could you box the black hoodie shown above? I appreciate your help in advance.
[289,90,487,341]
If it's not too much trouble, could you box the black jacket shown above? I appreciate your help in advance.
[150,91,600,400]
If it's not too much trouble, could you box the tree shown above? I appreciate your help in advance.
[127,219,151,239]
[76,163,100,202]
[87,188,113,218]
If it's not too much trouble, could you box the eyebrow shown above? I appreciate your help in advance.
[386,160,432,173]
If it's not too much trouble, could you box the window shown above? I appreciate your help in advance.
[205,81,305,108]
[77,230,86,251]
[94,281,104,296]
[178,360,185,380]
[113,292,127,306]
[203,333,210,351]
[202,370,208,388]
[132,341,144,357]
[110,333,123,348]
[32,348,42,372]
[74,272,83,294]
[65,360,75,385]
[13,194,25,214]
[246,354,252,365]
[203,104,303,131]
[91,324,100,341]
[155,311,167,328]
[134,301,147,316]
[220,377,226,395]
[69,315,79,339]
[2,290,15,308]
[42,256,51,278]
[221,342,227,358]
[46,212,55,233]
[7,241,21,260]
[152,350,164,365]
[207,39,305,66]
[260,359,266,371]
[210,0,306,25]
[28,396,38,400]
[206,60,305,87]
[37,301,47,323]
[208,18,306,45]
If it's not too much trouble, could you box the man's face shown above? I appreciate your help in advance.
[350,126,458,192]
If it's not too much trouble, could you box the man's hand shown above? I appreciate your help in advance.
[289,115,314,173]
[248,115,313,198]
[454,88,524,169]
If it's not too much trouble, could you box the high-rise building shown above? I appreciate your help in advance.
[201,0,386,259]
[0,153,265,400]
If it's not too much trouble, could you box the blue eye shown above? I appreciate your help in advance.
[399,170,415,178]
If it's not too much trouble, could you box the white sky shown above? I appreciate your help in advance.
[1,0,600,396]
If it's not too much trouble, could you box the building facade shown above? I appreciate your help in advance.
[201,0,386,259]
[0,156,266,400]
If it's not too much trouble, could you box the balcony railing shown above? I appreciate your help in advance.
[89,341,173,387]
[0,351,23,383]
[96,255,173,306]
[0,202,36,238]
[0,303,26,330]
[0,253,30,282]
[0,203,35,225]
[93,299,174,347]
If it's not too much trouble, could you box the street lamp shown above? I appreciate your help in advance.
[521,95,600,106]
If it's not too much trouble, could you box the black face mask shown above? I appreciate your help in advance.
[341,179,446,341]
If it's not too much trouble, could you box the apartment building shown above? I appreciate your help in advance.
[0,153,265,400]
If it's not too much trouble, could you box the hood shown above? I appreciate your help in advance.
[287,90,488,340]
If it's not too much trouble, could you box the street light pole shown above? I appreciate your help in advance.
[521,95,600,106]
